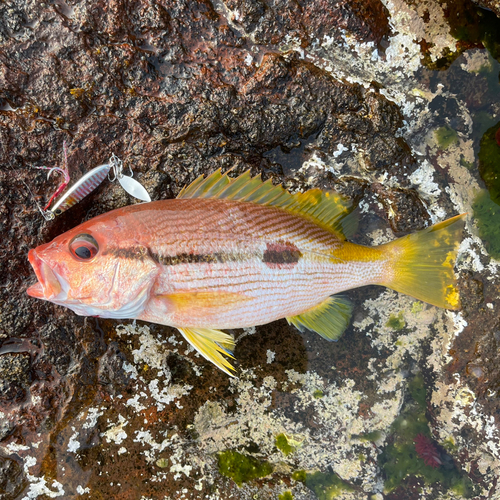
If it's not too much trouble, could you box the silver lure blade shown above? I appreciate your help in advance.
[48,163,111,216]
[118,175,151,202]
[109,154,151,202]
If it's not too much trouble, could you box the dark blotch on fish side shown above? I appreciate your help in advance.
[263,242,302,269]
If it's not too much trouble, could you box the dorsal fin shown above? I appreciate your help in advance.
[177,169,356,238]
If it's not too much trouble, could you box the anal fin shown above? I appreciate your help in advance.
[287,296,353,341]
[177,327,237,377]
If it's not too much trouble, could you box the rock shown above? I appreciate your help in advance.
[473,0,500,17]
[1,0,500,498]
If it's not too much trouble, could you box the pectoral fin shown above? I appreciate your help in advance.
[177,327,237,377]
[287,296,353,341]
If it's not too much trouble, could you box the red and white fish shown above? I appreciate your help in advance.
[27,170,464,375]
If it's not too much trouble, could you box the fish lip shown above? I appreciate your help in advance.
[27,249,62,300]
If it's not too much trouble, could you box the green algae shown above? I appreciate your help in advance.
[379,374,477,496]
[352,430,382,442]
[446,1,500,62]
[386,312,406,331]
[292,470,307,483]
[410,301,424,314]
[409,374,427,408]
[155,458,169,468]
[217,450,273,486]
[275,433,296,456]
[435,126,459,149]
[421,0,500,69]
[304,471,354,500]
[472,190,500,259]
[478,122,500,205]
[313,389,324,399]
[278,491,294,500]
[293,470,353,499]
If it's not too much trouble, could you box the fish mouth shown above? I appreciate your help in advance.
[27,249,63,300]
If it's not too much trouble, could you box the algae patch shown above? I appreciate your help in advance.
[217,449,273,486]
[386,312,406,331]
[478,121,500,204]
[435,126,459,149]
[275,434,296,456]
[313,389,324,399]
[379,375,477,495]
[293,470,354,500]
[472,190,500,259]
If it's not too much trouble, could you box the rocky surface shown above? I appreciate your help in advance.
[474,0,500,17]
[0,0,499,499]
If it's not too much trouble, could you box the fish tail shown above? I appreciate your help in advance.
[378,214,466,310]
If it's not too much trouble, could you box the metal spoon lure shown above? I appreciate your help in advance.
[108,154,151,202]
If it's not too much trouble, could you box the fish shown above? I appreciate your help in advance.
[26,170,465,376]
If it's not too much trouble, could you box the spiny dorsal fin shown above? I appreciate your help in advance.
[287,295,353,341]
[177,327,237,377]
[177,169,356,238]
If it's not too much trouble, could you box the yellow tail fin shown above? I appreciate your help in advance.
[379,214,465,310]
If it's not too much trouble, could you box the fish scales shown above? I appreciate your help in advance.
[27,170,465,375]
[91,198,388,329]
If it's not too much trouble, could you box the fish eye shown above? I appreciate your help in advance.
[69,234,99,261]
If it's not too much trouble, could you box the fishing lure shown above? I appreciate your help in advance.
[32,152,150,221]
[108,154,151,202]
[34,141,71,212]
[47,163,111,218]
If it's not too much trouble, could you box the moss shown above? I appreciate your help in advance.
[304,471,354,500]
[386,312,405,331]
[313,389,324,399]
[472,190,500,259]
[275,433,296,456]
[435,126,459,149]
[278,492,294,500]
[217,450,273,486]
[478,122,500,204]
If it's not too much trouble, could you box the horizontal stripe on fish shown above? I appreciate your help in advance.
[103,241,307,269]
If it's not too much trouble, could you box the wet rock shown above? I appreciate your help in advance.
[0,354,31,406]
[223,0,391,48]
[473,0,500,26]
[0,455,26,499]
[0,0,499,498]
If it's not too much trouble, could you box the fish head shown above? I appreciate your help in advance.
[27,215,159,318]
